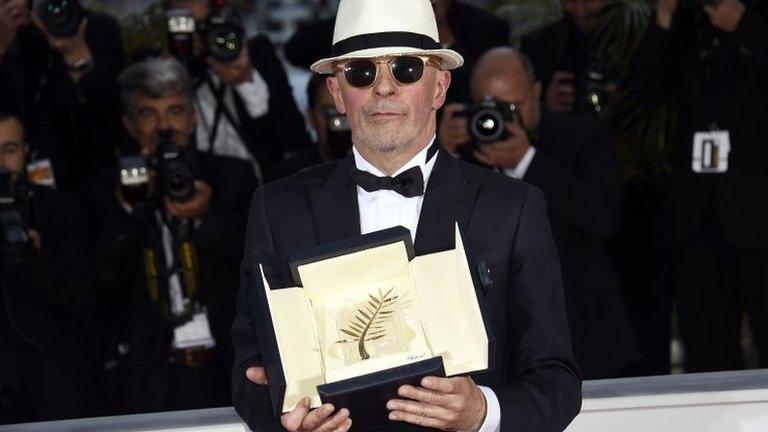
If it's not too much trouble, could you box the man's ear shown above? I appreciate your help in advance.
[122,115,137,139]
[326,76,347,114]
[432,70,452,111]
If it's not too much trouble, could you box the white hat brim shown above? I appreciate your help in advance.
[310,46,464,74]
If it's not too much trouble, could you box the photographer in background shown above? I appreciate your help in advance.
[271,73,352,177]
[521,0,619,117]
[90,57,256,414]
[0,0,124,190]
[284,0,511,104]
[166,0,311,183]
[0,109,100,423]
[631,0,768,372]
[439,47,638,379]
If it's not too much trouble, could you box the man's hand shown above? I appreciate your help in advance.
[473,122,532,169]
[207,44,253,86]
[0,0,30,60]
[656,0,679,29]
[281,397,352,432]
[704,0,745,32]
[246,366,268,385]
[387,376,487,431]
[544,71,575,113]
[439,103,471,154]
[28,229,42,251]
[31,13,93,81]
[164,180,212,220]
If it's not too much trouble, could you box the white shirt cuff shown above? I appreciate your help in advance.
[468,386,501,432]
[502,147,536,180]
[234,69,270,118]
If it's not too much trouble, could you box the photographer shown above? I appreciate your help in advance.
[92,57,256,413]
[631,0,768,372]
[439,47,638,379]
[0,0,124,190]
[284,0,511,104]
[520,0,619,116]
[166,0,311,183]
[0,109,100,423]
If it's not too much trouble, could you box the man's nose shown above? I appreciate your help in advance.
[373,62,397,97]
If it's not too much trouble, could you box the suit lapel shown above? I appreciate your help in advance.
[415,150,480,255]
[310,155,362,244]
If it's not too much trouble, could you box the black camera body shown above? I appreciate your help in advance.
[119,134,198,206]
[575,69,615,118]
[0,169,34,267]
[324,107,352,160]
[166,8,197,64]
[457,96,519,145]
[34,0,85,38]
[166,2,245,64]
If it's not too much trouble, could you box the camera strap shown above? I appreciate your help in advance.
[203,75,250,156]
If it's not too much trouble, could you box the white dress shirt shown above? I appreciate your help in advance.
[194,69,269,182]
[502,146,536,180]
[353,136,501,432]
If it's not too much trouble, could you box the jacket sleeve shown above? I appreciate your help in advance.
[284,16,335,70]
[490,186,582,432]
[523,120,623,239]
[231,186,286,431]
[628,22,678,105]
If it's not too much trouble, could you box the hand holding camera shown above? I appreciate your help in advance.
[31,0,92,80]
[438,103,472,154]
[206,43,252,85]
[164,180,211,220]
[703,0,745,32]
[545,71,576,113]
[473,120,532,169]
[0,0,30,60]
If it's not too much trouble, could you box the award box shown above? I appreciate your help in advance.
[250,224,495,431]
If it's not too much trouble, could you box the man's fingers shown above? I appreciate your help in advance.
[314,407,350,432]
[398,384,451,407]
[281,397,311,431]
[246,366,268,385]
[388,410,443,429]
[473,149,495,166]
[301,403,336,431]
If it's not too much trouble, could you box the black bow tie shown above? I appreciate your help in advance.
[349,142,440,198]
[350,165,425,198]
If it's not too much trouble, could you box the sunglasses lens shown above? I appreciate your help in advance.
[344,60,377,87]
[391,56,425,84]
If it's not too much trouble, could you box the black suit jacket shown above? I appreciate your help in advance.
[94,153,256,413]
[523,112,638,378]
[0,11,125,190]
[283,0,510,104]
[231,150,581,432]
[629,3,768,247]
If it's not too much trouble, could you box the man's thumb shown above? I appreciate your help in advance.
[246,366,268,385]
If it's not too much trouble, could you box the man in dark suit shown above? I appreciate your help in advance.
[284,0,510,105]
[232,1,580,431]
[167,0,311,183]
[440,47,638,379]
[0,109,101,423]
[92,57,257,414]
[631,0,768,372]
[0,0,124,191]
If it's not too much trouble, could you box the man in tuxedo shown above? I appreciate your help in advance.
[231,1,581,432]
[93,57,257,414]
[440,47,638,379]
[167,0,311,183]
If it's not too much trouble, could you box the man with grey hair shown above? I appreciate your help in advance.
[94,56,257,414]
[440,46,637,379]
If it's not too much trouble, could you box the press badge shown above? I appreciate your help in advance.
[692,130,730,173]
[27,159,57,188]
[173,311,216,349]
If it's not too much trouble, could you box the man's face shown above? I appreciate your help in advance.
[327,56,451,156]
[562,0,607,34]
[0,117,27,176]
[308,84,337,149]
[168,0,210,21]
[122,92,196,154]
[471,66,542,131]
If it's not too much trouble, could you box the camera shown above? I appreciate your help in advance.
[0,168,33,267]
[576,69,612,117]
[456,96,520,144]
[200,6,245,63]
[166,9,197,63]
[324,107,352,159]
[34,0,85,38]
[119,132,198,206]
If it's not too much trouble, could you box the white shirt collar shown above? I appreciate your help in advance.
[352,135,438,183]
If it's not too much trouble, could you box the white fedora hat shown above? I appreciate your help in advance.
[310,0,464,74]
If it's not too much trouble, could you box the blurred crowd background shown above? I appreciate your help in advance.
[0,0,766,424]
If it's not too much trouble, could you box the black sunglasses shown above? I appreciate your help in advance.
[335,55,442,88]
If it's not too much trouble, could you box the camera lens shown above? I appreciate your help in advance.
[207,27,242,62]
[37,0,84,37]
[470,109,505,142]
